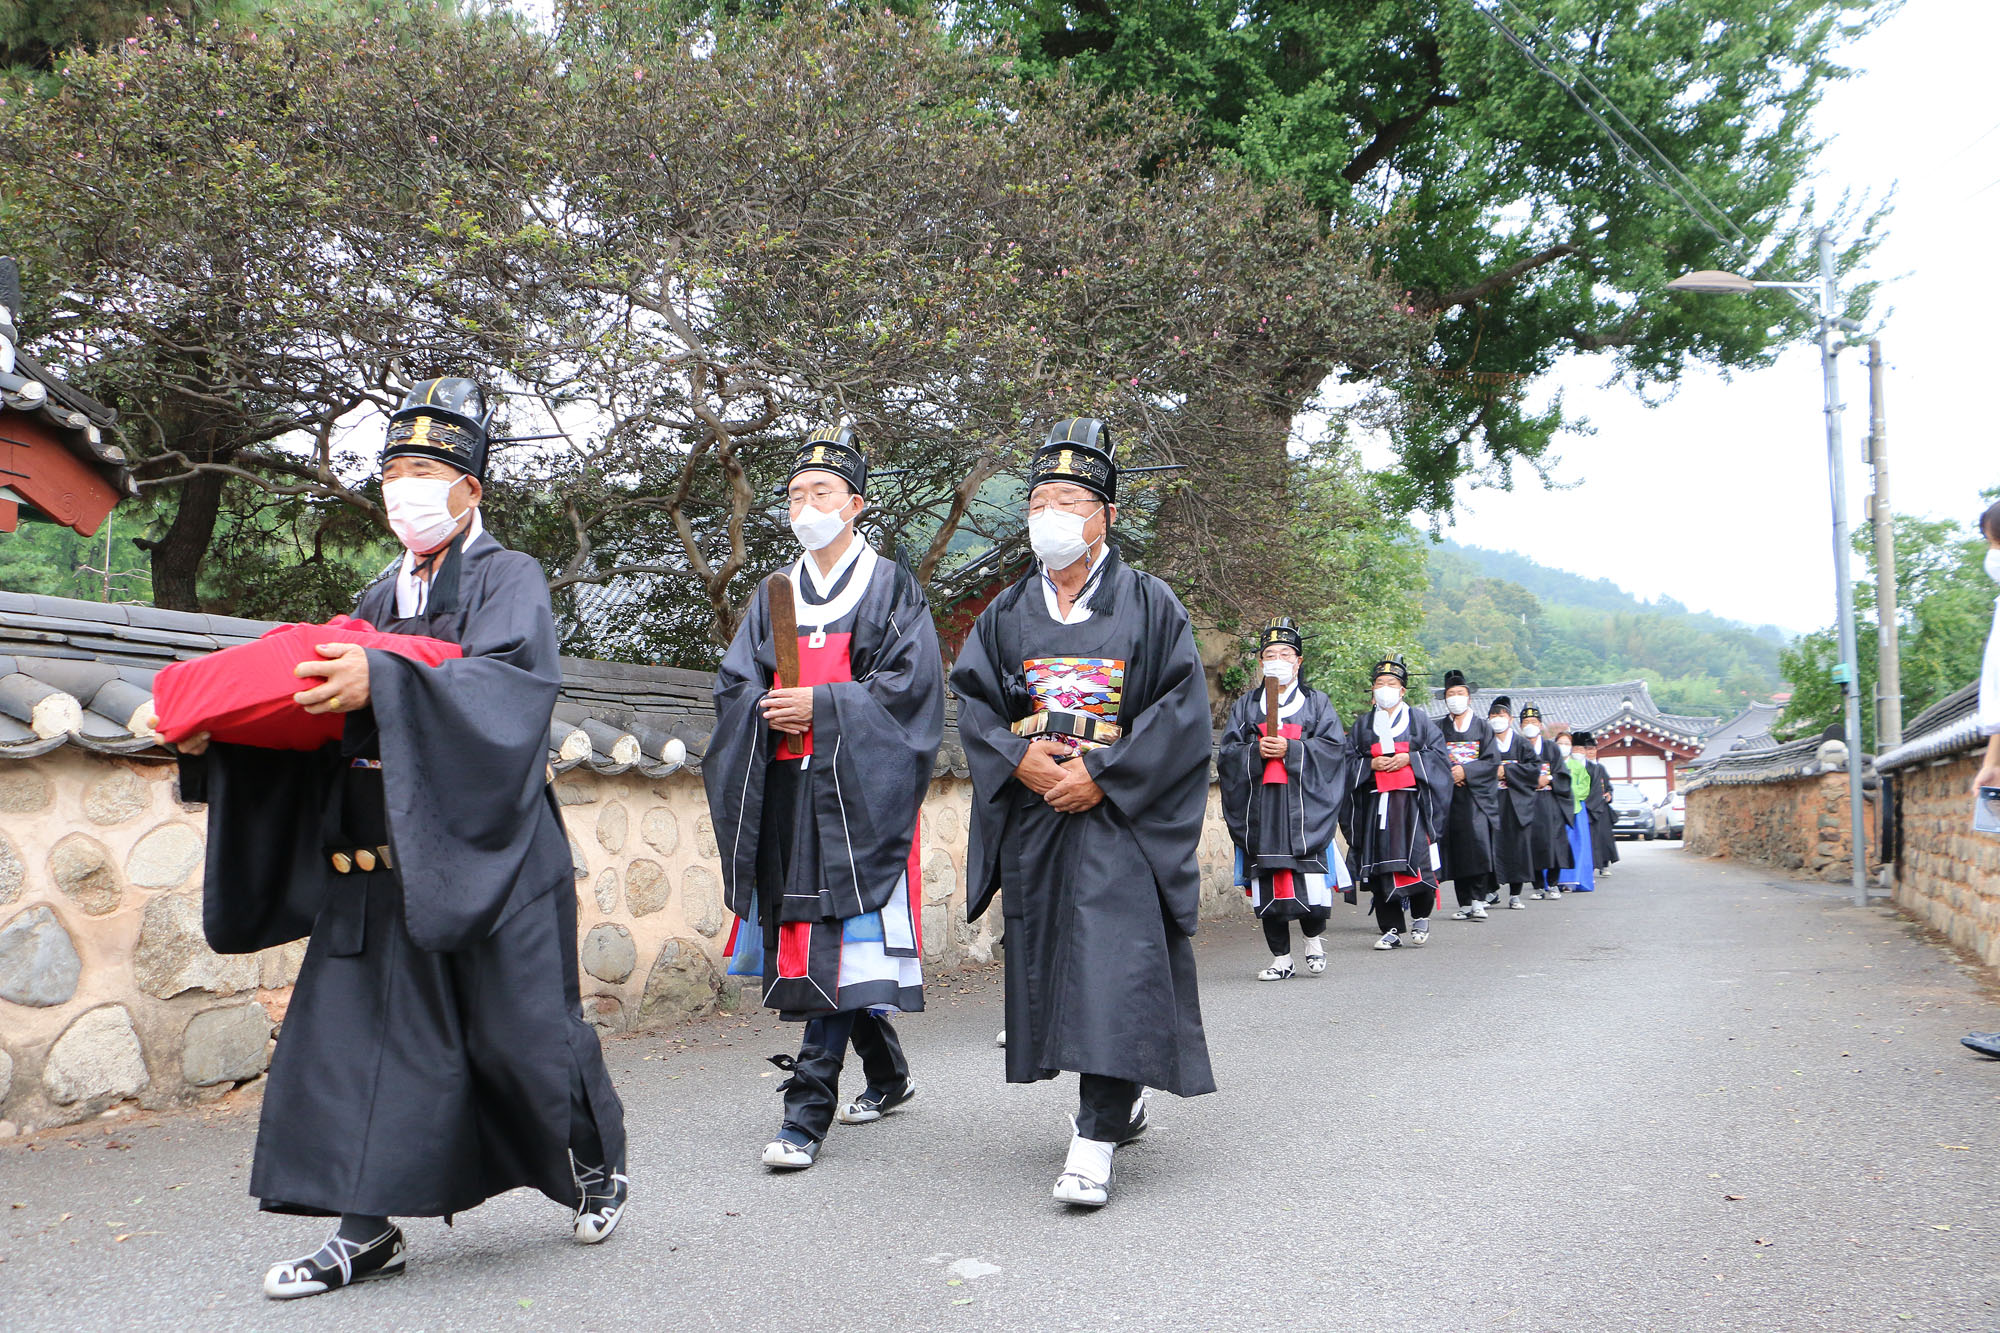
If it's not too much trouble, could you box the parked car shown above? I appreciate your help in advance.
[1610,784,1654,840]
[1651,790,1686,840]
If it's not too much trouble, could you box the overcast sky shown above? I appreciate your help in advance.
[1383,0,1997,635]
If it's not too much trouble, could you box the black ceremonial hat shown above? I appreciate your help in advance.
[1442,669,1469,691]
[1260,617,1304,656]
[1574,730,1595,747]
[1520,703,1543,722]
[788,424,868,497]
[1371,656,1408,685]
[1488,695,1513,716]
[1028,418,1116,504]
[382,378,493,480]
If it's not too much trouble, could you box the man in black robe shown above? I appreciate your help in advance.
[1487,696,1544,910]
[1580,732,1620,873]
[1435,669,1499,923]
[151,379,628,1299]
[1218,617,1349,980]
[1346,658,1453,949]
[1517,703,1575,898]
[705,426,943,1170]
[952,418,1215,1209]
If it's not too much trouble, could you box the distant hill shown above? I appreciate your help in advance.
[1420,540,1787,717]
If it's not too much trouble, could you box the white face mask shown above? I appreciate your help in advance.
[383,474,469,553]
[790,496,852,552]
[1985,548,2000,584]
[1522,723,1542,740]
[1262,659,1296,685]
[1558,742,1573,758]
[1373,685,1403,711]
[1444,695,1469,716]
[1029,506,1100,570]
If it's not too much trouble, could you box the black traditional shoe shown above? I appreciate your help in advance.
[572,1156,630,1244]
[838,1079,918,1125]
[263,1225,406,1300]
[1962,1031,2000,1059]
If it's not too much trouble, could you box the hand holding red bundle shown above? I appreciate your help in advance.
[150,615,462,751]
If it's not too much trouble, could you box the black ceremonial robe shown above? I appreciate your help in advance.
[1522,734,1575,875]
[1489,728,1547,885]
[952,547,1215,1099]
[1346,704,1454,903]
[1218,681,1348,921]
[181,525,624,1219]
[706,543,943,1019]
[1436,710,1499,882]
[1586,760,1620,867]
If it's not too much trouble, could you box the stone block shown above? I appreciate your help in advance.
[0,1045,12,1104]
[83,770,149,826]
[42,1005,148,1106]
[682,865,723,937]
[583,993,625,1033]
[921,849,957,906]
[695,815,718,860]
[0,770,50,814]
[554,780,598,806]
[638,937,721,1024]
[593,867,621,915]
[181,1002,272,1087]
[126,823,204,890]
[0,905,81,1007]
[132,893,259,999]
[50,832,122,916]
[595,801,629,854]
[922,905,946,961]
[259,940,307,990]
[568,834,589,881]
[627,858,668,916]
[0,829,22,907]
[582,923,637,983]
[640,807,679,856]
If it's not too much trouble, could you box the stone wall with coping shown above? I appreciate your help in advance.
[0,748,1243,1135]
[1887,750,2000,975]
[1682,770,1880,882]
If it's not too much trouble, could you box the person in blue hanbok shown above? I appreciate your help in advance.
[1555,726,1597,893]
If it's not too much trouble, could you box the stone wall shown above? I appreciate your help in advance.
[1683,771,1880,881]
[1887,750,2000,975]
[0,748,1243,1135]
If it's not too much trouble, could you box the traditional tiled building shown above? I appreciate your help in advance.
[0,260,133,537]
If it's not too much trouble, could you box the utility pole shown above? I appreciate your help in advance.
[1817,229,1871,908]
[1866,339,1902,750]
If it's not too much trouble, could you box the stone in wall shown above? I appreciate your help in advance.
[583,994,624,1033]
[42,1005,149,1106]
[627,858,668,916]
[132,893,260,999]
[593,867,621,915]
[0,769,50,814]
[695,815,718,859]
[641,807,678,856]
[582,923,637,983]
[0,905,82,1007]
[921,849,957,906]
[931,804,961,843]
[82,770,148,825]
[181,1002,272,1087]
[0,829,23,907]
[682,865,723,937]
[596,801,629,854]
[49,832,122,916]
[0,1045,12,1104]
[569,834,589,881]
[126,823,204,890]
[555,779,597,806]
[638,937,721,1023]
[259,940,307,991]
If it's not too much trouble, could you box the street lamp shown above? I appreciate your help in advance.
[1668,227,1871,909]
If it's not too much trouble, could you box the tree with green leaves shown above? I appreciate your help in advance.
[955,0,1889,513]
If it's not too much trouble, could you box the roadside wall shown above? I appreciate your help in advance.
[1887,750,2000,975]
[1683,770,1879,882]
[0,748,1243,1134]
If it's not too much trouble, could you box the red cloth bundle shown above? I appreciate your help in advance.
[151,615,461,750]
[1372,739,1417,791]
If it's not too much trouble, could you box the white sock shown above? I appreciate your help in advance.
[1270,953,1293,970]
[1304,938,1325,958]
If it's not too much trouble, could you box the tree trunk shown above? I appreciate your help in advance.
[149,467,226,611]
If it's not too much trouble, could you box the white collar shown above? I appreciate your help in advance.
[396,509,484,619]
[1372,701,1409,739]
[1039,543,1110,625]
[787,540,878,629]
[798,530,866,597]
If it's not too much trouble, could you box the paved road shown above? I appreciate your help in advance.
[5,843,1998,1332]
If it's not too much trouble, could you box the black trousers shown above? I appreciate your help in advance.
[1373,884,1438,934]
[1076,1073,1143,1141]
[779,1010,910,1143]
[1260,914,1327,954]
[1453,873,1497,908]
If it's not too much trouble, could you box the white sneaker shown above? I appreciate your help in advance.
[1053,1134,1116,1207]
[1508,897,1526,910]
[1409,919,1430,946]
[1257,955,1295,981]
[1451,906,1476,921]
[1304,943,1327,975]
[996,1029,1007,1048]
[1374,930,1402,951]
[1469,902,1489,920]
[760,1136,819,1170]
